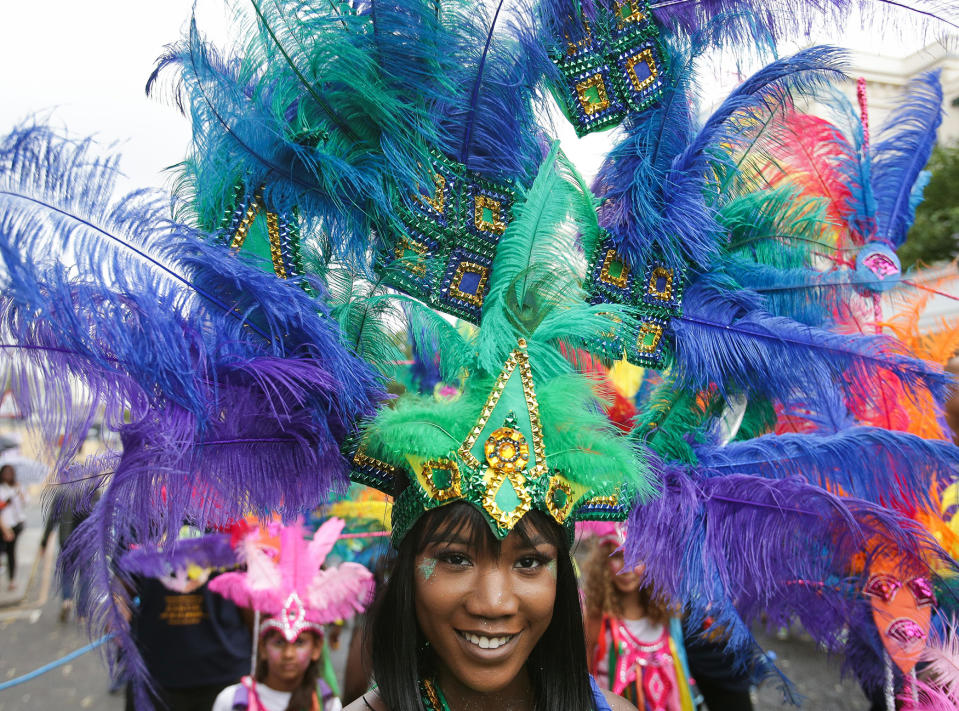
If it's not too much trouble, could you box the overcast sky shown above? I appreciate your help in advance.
[1,1,946,192]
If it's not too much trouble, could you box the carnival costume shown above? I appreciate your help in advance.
[209,517,373,711]
[1,0,959,707]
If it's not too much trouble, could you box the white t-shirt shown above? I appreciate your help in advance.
[0,483,26,529]
[211,680,343,711]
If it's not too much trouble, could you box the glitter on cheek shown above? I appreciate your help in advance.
[418,558,438,581]
[546,560,557,580]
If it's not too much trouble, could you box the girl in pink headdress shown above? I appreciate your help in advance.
[210,518,374,711]
[583,523,695,711]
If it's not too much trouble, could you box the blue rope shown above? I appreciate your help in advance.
[0,633,114,691]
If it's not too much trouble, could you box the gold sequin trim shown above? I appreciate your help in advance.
[637,323,664,354]
[229,187,264,250]
[585,494,619,507]
[394,236,428,276]
[449,262,490,307]
[565,18,592,56]
[353,447,398,476]
[421,459,462,502]
[599,248,630,288]
[458,340,547,480]
[576,74,611,115]
[422,679,443,711]
[615,0,647,27]
[625,49,658,93]
[417,172,446,214]
[266,212,287,279]
[647,266,674,300]
[545,476,575,524]
[481,468,533,530]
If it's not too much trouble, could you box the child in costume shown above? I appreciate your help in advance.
[210,518,374,711]
[584,523,695,711]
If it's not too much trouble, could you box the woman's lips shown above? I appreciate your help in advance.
[455,629,522,660]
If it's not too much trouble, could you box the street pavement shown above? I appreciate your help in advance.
[0,496,123,710]
[0,499,876,710]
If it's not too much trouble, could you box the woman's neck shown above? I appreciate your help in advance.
[434,666,534,711]
[618,594,645,621]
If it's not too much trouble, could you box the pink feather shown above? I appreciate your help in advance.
[209,518,373,625]
[920,618,959,703]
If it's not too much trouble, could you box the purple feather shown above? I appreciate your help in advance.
[627,466,953,685]
[0,124,385,705]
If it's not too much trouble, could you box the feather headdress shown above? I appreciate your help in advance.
[210,518,374,640]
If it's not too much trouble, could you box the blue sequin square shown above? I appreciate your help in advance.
[614,39,666,114]
[438,248,493,322]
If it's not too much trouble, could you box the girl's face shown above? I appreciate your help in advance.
[414,517,559,696]
[260,630,321,692]
[0,467,13,485]
[608,551,643,594]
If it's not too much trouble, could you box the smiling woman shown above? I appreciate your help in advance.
[348,504,634,711]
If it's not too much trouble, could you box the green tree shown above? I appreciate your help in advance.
[898,140,959,269]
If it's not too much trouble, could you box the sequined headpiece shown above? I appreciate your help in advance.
[350,339,637,542]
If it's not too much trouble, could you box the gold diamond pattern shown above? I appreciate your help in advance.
[481,468,533,530]
[625,48,658,93]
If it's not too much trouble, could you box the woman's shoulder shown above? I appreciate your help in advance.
[342,689,388,711]
[601,688,639,711]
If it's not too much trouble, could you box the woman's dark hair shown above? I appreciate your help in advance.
[256,629,321,711]
[368,502,595,711]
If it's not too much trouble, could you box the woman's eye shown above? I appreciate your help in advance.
[516,555,545,570]
[439,552,471,567]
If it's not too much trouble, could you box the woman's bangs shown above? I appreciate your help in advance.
[413,503,567,557]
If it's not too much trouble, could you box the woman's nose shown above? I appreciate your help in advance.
[465,564,520,619]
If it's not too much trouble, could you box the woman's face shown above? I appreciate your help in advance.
[608,550,642,594]
[414,517,559,696]
[0,467,13,485]
[260,630,321,692]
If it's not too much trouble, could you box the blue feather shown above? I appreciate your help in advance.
[871,70,943,247]
[432,1,547,183]
[694,426,959,507]
[672,277,952,404]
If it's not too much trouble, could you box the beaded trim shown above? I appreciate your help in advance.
[584,231,685,369]
[377,149,516,325]
[548,0,667,136]
[419,678,451,711]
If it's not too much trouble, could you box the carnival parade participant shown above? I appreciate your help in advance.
[583,524,695,711]
[210,517,374,711]
[0,464,27,590]
[2,1,959,707]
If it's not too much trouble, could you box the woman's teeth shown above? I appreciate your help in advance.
[462,632,512,649]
